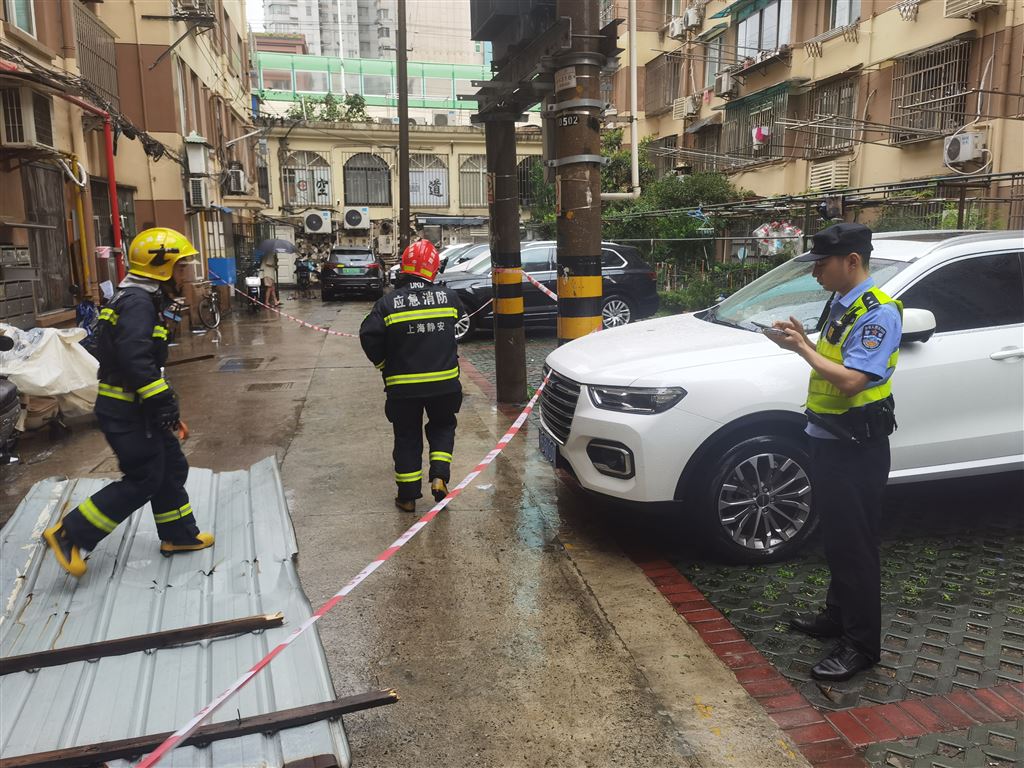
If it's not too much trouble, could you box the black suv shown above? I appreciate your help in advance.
[441,241,659,341]
[320,248,385,300]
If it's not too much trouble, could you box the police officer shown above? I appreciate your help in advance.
[359,238,465,513]
[767,222,902,682]
[43,228,215,578]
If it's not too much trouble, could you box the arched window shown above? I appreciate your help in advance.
[459,155,487,207]
[282,150,331,207]
[516,156,542,207]
[344,152,391,206]
[410,154,448,207]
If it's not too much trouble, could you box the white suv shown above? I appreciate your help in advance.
[540,231,1024,562]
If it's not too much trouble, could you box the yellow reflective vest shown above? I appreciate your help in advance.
[806,286,902,415]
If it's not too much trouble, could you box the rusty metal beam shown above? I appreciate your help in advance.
[0,690,399,768]
[0,613,284,676]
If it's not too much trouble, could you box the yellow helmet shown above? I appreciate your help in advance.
[127,228,199,281]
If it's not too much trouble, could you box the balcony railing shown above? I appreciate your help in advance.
[72,1,119,110]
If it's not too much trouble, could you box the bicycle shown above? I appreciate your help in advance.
[197,280,222,329]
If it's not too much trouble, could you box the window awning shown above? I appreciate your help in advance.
[712,78,808,110]
[709,0,776,20]
[695,23,728,42]
[685,112,723,134]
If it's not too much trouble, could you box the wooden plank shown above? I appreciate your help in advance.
[0,613,284,675]
[0,689,399,768]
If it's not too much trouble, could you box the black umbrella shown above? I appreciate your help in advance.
[255,239,297,257]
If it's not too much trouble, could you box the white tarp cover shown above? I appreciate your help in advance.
[0,324,97,416]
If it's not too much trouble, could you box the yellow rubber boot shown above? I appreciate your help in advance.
[430,478,448,503]
[160,532,215,556]
[43,521,87,578]
[394,498,416,513]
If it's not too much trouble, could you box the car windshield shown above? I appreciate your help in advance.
[329,250,373,264]
[709,257,911,332]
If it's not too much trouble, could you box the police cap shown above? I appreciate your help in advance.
[794,222,873,262]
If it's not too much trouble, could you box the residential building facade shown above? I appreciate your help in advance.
[257,119,542,263]
[604,0,1023,226]
[1,0,258,329]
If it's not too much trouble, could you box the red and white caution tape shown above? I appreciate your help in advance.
[207,269,360,338]
[492,267,558,302]
[135,376,549,767]
[523,271,558,302]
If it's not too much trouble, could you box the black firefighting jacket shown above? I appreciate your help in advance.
[359,276,465,399]
[93,283,173,422]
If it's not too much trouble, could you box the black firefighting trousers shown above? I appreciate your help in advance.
[385,391,462,502]
[62,414,201,550]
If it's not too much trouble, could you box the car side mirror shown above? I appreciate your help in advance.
[901,307,936,345]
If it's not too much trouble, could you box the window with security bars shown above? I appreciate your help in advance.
[459,155,487,207]
[890,39,972,144]
[644,53,682,117]
[723,88,789,161]
[599,0,616,28]
[409,154,448,207]
[647,135,678,178]
[344,153,391,206]
[692,127,723,173]
[517,156,542,207]
[281,151,332,208]
[806,78,856,158]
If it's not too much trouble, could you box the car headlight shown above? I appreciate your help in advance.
[587,385,687,414]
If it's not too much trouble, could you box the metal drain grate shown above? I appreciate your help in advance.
[245,382,294,392]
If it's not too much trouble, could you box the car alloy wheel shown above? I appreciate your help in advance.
[454,313,473,342]
[718,451,812,554]
[700,434,816,563]
[602,296,633,328]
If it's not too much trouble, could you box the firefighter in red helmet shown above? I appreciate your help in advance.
[360,236,466,513]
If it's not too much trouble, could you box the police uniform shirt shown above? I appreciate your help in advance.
[806,276,902,439]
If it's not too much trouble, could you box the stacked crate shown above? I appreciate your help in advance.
[0,247,37,329]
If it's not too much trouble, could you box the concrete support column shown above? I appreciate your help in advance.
[553,0,604,345]
[485,118,527,404]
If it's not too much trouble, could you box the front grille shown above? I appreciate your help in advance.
[540,366,580,444]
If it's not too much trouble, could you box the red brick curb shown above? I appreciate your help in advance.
[632,558,1024,767]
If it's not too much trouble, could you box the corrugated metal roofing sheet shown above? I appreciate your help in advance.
[0,458,351,768]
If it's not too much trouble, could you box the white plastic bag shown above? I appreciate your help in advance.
[0,324,98,416]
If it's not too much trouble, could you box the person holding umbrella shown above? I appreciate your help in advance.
[255,238,297,308]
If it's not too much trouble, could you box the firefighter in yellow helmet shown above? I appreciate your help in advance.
[43,228,214,578]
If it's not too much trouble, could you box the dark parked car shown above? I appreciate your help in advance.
[321,247,385,300]
[442,241,659,341]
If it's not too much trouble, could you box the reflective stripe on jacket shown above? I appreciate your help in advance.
[359,276,465,399]
[806,286,902,415]
[93,286,172,420]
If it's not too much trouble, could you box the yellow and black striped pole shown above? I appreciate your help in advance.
[553,0,604,345]
[485,117,527,403]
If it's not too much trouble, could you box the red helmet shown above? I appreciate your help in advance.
[400,239,440,282]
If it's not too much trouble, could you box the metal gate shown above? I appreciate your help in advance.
[23,164,71,316]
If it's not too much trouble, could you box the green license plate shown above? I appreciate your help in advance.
[339,267,362,275]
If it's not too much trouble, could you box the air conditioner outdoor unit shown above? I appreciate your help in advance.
[304,210,332,234]
[433,113,449,126]
[683,7,702,29]
[0,87,55,149]
[188,177,210,209]
[226,168,246,194]
[342,206,370,230]
[944,131,985,165]
[713,71,737,98]
[943,0,1002,18]
[667,17,686,40]
[672,95,699,120]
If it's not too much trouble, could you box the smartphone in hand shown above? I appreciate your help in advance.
[752,321,788,339]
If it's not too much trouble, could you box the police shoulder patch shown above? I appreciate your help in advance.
[861,323,886,350]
